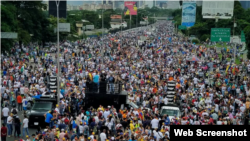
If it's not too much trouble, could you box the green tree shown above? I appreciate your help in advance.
[1,3,18,52]
[2,1,47,47]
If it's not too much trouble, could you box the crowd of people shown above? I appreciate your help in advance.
[1,20,250,141]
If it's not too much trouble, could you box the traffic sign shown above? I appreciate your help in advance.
[241,30,246,42]
[178,25,187,30]
[211,28,230,42]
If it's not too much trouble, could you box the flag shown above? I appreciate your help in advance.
[139,112,144,121]
[225,65,231,73]
[89,73,93,81]
[156,47,162,53]
[33,94,41,99]
[232,64,235,74]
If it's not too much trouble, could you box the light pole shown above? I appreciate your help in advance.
[55,0,60,105]
[121,10,123,33]
[102,3,105,56]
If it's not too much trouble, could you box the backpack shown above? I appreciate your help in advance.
[109,77,114,82]
[12,108,17,115]
[93,126,97,133]
[64,118,69,124]
[84,127,89,135]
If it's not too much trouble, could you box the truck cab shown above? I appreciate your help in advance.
[27,101,53,127]
[160,105,181,122]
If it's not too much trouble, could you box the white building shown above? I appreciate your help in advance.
[111,22,127,29]
[167,0,181,9]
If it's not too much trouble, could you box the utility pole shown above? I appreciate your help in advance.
[55,0,60,105]
[232,16,237,63]
[121,9,122,33]
[130,14,131,29]
[102,1,105,56]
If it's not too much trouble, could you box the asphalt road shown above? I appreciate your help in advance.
[6,108,38,141]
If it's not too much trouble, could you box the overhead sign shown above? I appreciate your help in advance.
[124,1,137,15]
[181,1,196,27]
[59,23,70,32]
[178,25,187,30]
[202,1,234,19]
[86,25,94,30]
[211,28,230,42]
[241,31,246,42]
[231,36,240,43]
[1,32,18,39]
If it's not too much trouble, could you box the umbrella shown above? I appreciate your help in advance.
[187,55,200,62]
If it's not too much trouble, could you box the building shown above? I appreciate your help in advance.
[110,15,127,29]
[114,1,124,9]
[156,0,162,6]
[145,1,153,8]
[160,2,167,9]
[166,1,181,9]
[240,1,250,9]
[138,0,143,8]
[196,1,202,6]
[42,1,49,11]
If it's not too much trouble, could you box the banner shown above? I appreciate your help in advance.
[124,1,137,15]
[181,1,196,27]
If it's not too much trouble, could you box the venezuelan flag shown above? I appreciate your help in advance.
[225,65,231,73]
[232,65,235,74]
[89,73,93,81]
[156,47,162,53]
[139,112,144,121]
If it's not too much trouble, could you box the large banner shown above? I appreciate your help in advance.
[181,1,196,27]
[202,1,234,19]
[124,1,137,15]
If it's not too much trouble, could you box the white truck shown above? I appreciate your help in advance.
[160,105,181,121]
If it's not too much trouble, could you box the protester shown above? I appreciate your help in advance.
[0,20,248,141]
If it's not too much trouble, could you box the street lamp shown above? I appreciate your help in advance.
[55,0,60,105]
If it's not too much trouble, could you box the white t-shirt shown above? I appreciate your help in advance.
[7,116,13,124]
[2,107,9,117]
[100,132,107,141]
[23,118,29,128]
[151,118,159,129]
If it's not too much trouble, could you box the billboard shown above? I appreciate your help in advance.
[49,1,67,18]
[202,1,234,19]
[181,1,196,27]
[124,1,137,15]
[140,21,148,25]
[110,15,122,19]
[54,23,70,33]
[86,25,94,30]
[1,32,18,39]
